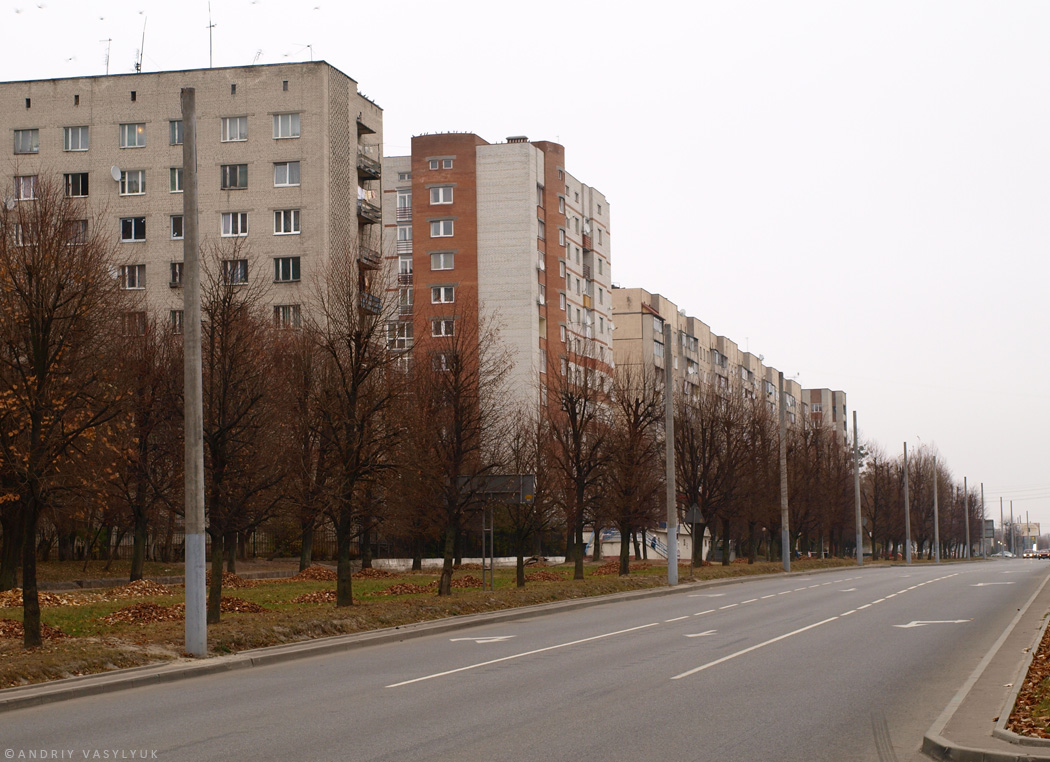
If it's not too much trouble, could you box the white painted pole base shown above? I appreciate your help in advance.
[185,533,207,657]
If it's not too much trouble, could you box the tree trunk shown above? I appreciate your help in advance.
[104,529,127,571]
[641,529,648,560]
[632,530,641,561]
[516,551,525,588]
[299,520,314,572]
[592,524,603,562]
[692,522,706,566]
[721,517,732,566]
[335,522,354,607]
[130,509,149,581]
[22,505,42,648]
[747,521,758,564]
[411,535,423,572]
[207,532,223,624]
[0,508,23,592]
[573,517,585,581]
[618,526,631,576]
[224,530,237,574]
[360,522,373,570]
[438,521,456,596]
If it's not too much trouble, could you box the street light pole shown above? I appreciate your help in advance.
[933,456,940,563]
[903,442,911,564]
[779,372,790,572]
[853,411,862,566]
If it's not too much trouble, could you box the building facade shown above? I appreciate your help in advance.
[382,133,612,416]
[0,61,383,331]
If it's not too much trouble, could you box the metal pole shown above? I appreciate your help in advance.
[853,411,862,566]
[963,477,970,559]
[779,372,790,572]
[980,483,986,558]
[1000,497,1004,557]
[1010,501,1014,555]
[181,88,206,658]
[903,442,911,564]
[933,456,940,563]
[663,322,678,585]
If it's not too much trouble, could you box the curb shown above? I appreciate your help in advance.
[0,563,863,713]
[993,609,1050,748]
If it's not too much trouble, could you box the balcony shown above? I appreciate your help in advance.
[396,206,412,222]
[357,199,382,225]
[358,246,382,270]
[582,264,591,280]
[582,233,592,251]
[583,295,592,309]
[359,292,382,314]
[398,272,414,285]
[396,239,413,255]
[398,304,413,318]
[357,146,382,181]
[356,114,376,135]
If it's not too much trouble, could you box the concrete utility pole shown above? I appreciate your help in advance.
[181,88,206,657]
[903,442,911,564]
[663,322,678,585]
[1000,497,1004,556]
[853,411,862,566]
[980,483,986,558]
[1010,501,1014,555]
[933,456,940,563]
[963,477,970,559]
[779,372,790,572]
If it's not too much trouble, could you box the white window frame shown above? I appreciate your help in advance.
[221,164,248,190]
[169,120,183,146]
[222,259,249,285]
[170,167,183,193]
[429,186,453,205]
[220,116,248,142]
[120,264,146,290]
[428,159,439,170]
[221,212,249,237]
[273,209,300,235]
[431,286,454,304]
[63,126,89,152]
[442,159,453,169]
[274,161,300,187]
[119,170,146,196]
[119,123,146,149]
[274,304,302,329]
[397,225,413,242]
[120,217,146,242]
[14,175,37,200]
[170,310,184,335]
[431,319,455,337]
[170,262,183,286]
[170,215,184,240]
[430,252,454,270]
[14,129,39,155]
[430,219,453,238]
[64,172,89,198]
[274,256,300,282]
[273,113,301,139]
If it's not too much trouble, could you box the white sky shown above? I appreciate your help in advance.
[3,0,1048,530]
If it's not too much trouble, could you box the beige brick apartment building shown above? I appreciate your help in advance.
[382,134,612,416]
[0,61,383,331]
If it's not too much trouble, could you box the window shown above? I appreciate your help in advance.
[559,261,565,277]
[64,172,89,198]
[14,129,38,154]
[274,161,300,187]
[538,284,546,305]
[14,175,37,200]
[222,259,248,285]
[597,203,602,215]
[430,219,453,237]
[170,215,184,240]
[119,123,146,148]
[537,220,545,240]
[598,229,603,245]
[220,116,248,142]
[431,252,454,270]
[63,126,89,152]
[65,220,88,245]
[273,113,300,139]
[431,286,454,304]
[443,159,453,169]
[221,212,248,237]
[560,325,567,342]
[274,256,300,282]
[537,185,544,207]
[221,164,248,190]
[597,258,603,275]
[119,170,145,196]
[388,322,413,350]
[397,171,411,181]
[120,217,146,242]
[170,262,183,286]
[558,198,565,213]
[120,264,145,290]
[558,229,565,246]
[432,319,455,337]
[122,311,147,336]
[274,304,301,329]
[397,225,412,242]
[430,186,453,205]
[170,310,183,335]
[274,209,300,234]
[398,255,413,276]
[432,352,456,372]
[169,120,183,145]
[169,168,183,193]
[559,293,566,310]
[429,159,439,170]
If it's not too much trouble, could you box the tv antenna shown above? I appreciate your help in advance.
[134,17,146,72]
[100,38,112,76]
[252,49,263,65]
[207,3,216,67]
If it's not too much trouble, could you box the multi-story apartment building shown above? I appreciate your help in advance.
[382,133,612,416]
[611,286,846,432]
[0,62,383,331]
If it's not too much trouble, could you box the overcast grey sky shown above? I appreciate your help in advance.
[3,0,1047,529]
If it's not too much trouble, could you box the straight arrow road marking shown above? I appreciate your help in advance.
[690,593,726,598]
[972,582,1015,587]
[685,630,717,638]
[450,636,515,643]
[893,620,971,629]
[840,588,857,592]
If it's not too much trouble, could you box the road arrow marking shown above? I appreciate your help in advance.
[840,588,857,592]
[971,582,1015,587]
[685,630,717,638]
[690,593,726,598]
[450,636,515,644]
[893,620,970,629]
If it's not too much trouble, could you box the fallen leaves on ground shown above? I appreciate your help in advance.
[0,618,67,640]
[101,580,176,599]
[454,563,483,571]
[220,597,267,613]
[0,589,98,608]
[289,566,338,582]
[206,572,260,589]
[290,590,360,605]
[101,596,267,625]
[373,582,436,596]
[592,561,652,576]
[353,568,394,579]
[524,571,566,582]
[1008,622,1050,737]
[449,576,484,588]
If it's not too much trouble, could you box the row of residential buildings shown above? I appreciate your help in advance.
[0,60,846,433]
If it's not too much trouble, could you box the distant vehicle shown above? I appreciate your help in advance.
[992,551,1015,558]
[1023,549,1035,559]
[1040,549,1050,560]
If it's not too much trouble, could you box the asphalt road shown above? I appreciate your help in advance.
[3,560,1047,762]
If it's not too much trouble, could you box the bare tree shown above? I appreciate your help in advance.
[0,175,123,646]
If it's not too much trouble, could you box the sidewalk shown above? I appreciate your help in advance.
[923,570,1050,761]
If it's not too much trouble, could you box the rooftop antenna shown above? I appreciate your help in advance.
[134,17,146,72]
[207,3,216,68]
[292,43,313,61]
[251,49,262,65]
[99,38,112,75]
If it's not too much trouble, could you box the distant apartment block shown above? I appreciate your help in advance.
[0,61,383,331]
[611,287,846,431]
[382,133,612,416]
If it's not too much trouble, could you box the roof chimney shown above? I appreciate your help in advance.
[506,135,529,143]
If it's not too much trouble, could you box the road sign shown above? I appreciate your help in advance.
[985,519,995,539]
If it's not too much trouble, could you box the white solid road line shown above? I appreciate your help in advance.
[671,617,840,680]
[386,622,661,687]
